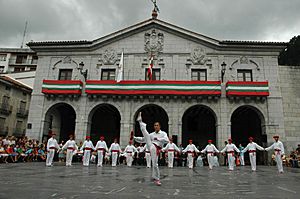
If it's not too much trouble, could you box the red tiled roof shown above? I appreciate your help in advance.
[0,75,32,92]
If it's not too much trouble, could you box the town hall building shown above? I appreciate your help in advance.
[26,13,300,164]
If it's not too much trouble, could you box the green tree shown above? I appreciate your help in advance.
[278,35,300,66]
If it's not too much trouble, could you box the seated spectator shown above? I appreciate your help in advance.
[38,147,46,161]
[6,144,18,163]
[296,144,300,155]
[24,147,33,162]
[289,151,299,168]
[15,145,27,162]
[0,143,9,163]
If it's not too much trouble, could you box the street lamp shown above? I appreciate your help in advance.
[221,62,226,82]
[78,61,88,81]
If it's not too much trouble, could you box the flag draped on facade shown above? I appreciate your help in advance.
[147,56,154,80]
[116,52,124,82]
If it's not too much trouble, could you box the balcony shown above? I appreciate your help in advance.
[16,108,29,118]
[42,80,83,95]
[0,103,13,115]
[85,80,222,96]
[226,81,269,97]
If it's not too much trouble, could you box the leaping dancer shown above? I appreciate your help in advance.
[134,112,169,186]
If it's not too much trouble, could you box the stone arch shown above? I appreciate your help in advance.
[88,103,121,145]
[230,105,267,164]
[43,102,76,142]
[181,104,218,148]
[133,104,169,138]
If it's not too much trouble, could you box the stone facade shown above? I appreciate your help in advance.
[279,65,300,152]
[26,18,289,156]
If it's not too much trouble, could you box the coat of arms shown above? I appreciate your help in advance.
[144,29,164,55]
[190,47,207,65]
[102,48,117,65]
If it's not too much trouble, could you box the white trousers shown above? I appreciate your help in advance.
[46,149,55,166]
[145,152,151,168]
[139,121,160,180]
[207,154,214,169]
[249,153,257,171]
[66,149,74,166]
[167,152,174,168]
[240,155,245,166]
[83,150,91,166]
[275,154,283,173]
[228,153,235,170]
[126,153,133,167]
[187,153,194,169]
[97,151,104,166]
[111,152,118,166]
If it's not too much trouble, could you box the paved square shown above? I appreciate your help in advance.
[0,163,299,199]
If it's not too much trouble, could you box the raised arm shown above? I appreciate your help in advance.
[134,136,146,143]
[255,143,264,151]
[265,143,274,151]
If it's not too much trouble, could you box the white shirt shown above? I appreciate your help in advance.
[80,140,95,151]
[109,143,121,152]
[183,144,200,153]
[134,130,169,148]
[242,142,264,153]
[62,140,78,150]
[95,140,108,151]
[201,144,219,153]
[124,145,137,155]
[265,141,285,155]
[47,137,60,151]
[163,142,180,152]
[221,143,240,153]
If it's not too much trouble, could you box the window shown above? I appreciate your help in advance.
[19,101,26,111]
[237,69,253,81]
[31,56,38,64]
[29,66,36,71]
[0,66,4,73]
[16,55,27,64]
[0,54,6,61]
[14,66,26,72]
[101,69,116,80]
[145,68,161,80]
[0,117,5,129]
[2,96,9,105]
[59,69,72,80]
[191,69,207,81]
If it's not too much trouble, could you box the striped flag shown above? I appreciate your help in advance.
[116,52,124,82]
[147,56,154,80]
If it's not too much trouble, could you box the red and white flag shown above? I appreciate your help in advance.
[147,56,154,80]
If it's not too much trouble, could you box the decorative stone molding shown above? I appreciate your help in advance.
[144,29,164,55]
[63,56,72,64]
[240,56,248,64]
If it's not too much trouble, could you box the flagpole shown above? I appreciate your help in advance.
[122,48,124,81]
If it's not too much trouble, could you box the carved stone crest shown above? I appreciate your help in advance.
[190,47,207,65]
[102,48,117,65]
[63,56,72,64]
[240,56,248,64]
[144,29,164,55]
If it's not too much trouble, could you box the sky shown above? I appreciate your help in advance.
[0,0,299,48]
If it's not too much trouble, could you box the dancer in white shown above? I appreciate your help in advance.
[109,138,121,167]
[183,140,199,169]
[241,137,264,171]
[134,112,169,186]
[162,138,180,168]
[124,140,137,167]
[46,132,60,166]
[201,140,219,170]
[80,136,95,166]
[61,135,78,166]
[221,138,240,171]
[141,144,151,168]
[265,135,285,173]
[95,136,108,167]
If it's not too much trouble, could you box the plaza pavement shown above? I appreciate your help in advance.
[0,162,299,199]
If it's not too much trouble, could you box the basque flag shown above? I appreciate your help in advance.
[147,56,154,80]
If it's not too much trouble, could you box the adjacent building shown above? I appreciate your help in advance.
[0,75,32,137]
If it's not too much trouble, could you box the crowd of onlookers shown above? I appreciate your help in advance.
[1,135,299,168]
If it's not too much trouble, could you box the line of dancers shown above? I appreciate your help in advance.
[46,112,285,186]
